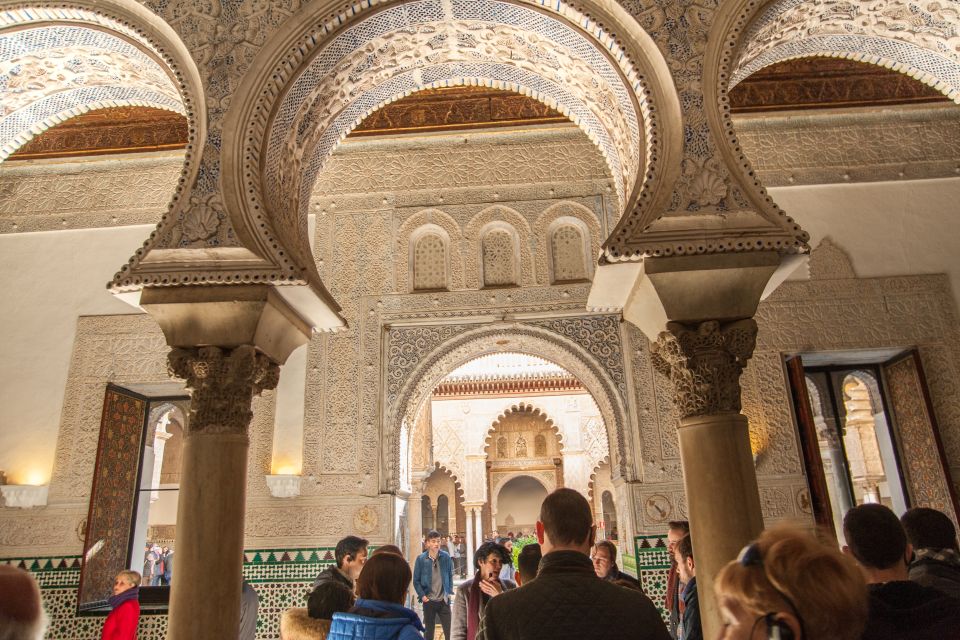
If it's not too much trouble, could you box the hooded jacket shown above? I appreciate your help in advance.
[327,598,425,640]
[281,607,333,640]
[861,580,960,640]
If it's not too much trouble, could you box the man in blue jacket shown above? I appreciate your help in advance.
[414,529,454,640]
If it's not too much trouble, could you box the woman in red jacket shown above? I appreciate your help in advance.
[102,570,141,640]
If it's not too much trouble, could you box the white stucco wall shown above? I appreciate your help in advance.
[0,225,150,485]
[771,177,960,306]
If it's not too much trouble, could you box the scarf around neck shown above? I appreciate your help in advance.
[109,586,139,610]
[466,571,489,640]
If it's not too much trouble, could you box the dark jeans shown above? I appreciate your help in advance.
[423,599,451,640]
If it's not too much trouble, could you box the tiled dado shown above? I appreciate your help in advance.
[634,533,672,623]
[1,547,337,640]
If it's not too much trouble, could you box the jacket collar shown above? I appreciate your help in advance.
[538,550,596,577]
[353,599,425,630]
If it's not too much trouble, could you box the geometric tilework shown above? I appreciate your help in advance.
[634,534,672,624]
[2,547,336,639]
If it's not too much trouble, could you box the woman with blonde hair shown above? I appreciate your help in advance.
[101,570,141,640]
[714,527,867,640]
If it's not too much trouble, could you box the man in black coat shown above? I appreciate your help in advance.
[478,488,670,640]
[844,503,960,640]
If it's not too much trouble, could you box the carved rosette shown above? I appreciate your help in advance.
[168,345,280,436]
[650,319,758,419]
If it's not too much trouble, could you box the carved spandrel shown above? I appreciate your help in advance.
[650,319,759,419]
[168,345,280,436]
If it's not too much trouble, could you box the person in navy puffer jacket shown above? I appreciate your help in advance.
[328,552,425,640]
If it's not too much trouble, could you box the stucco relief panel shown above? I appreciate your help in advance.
[532,202,602,285]
[464,207,535,288]
[626,324,682,483]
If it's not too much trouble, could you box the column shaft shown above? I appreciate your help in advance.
[465,509,475,576]
[651,319,762,639]
[169,432,249,638]
[474,507,483,548]
[165,346,279,640]
[678,413,763,636]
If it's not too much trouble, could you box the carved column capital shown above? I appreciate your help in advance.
[650,319,758,419]
[168,345,280,436]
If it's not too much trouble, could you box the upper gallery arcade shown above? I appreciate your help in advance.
[1,0,959,638]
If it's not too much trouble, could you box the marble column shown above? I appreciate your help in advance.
[465,508,475,576]
[651,319,763,637]
[166,345,280,640]
[473,506,483,548]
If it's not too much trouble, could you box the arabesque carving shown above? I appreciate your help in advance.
[168,346,280,436]
[651,319,759,419]
[733,0,960,101]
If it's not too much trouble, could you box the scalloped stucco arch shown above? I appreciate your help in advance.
[729,0,960,102]
[219,0,681,297]
[698,0,960,264]
[0,1,205,189]
[483,402,565,456]
[383,323,633,495]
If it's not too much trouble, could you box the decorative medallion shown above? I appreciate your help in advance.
[353,506,379,535]
[644,494,672,523]
[796,487,812,515]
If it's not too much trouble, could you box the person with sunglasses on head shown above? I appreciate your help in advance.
[714,527,867,640]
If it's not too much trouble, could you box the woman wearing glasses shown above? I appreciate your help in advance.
[714,528,867,640]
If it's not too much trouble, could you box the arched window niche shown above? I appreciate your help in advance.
[479,222,521,288]
[410,225,451,292]
[547,217,591,283]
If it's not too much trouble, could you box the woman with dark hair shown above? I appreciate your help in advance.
[451,542,516,640]
[281,581,355,640]
[327,553,425,640]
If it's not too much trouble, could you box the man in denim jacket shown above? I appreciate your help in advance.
[414,529,455,640]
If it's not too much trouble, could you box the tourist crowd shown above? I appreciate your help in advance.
[2,492,960,640]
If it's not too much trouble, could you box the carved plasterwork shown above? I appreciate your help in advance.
[0,25,183,160]
[757,265,960,495]
[607,0,810,261]
[651,320,759,419]
[397,210,465,293]
[0,152,182,233]
[732,0,960,102]
[465,207,534,289]
[808,238,856,281]
[532,202,601,285]
[0,1,205,286]
[736,104,960,187]
[207,0,674,300]
[168,345,280,437]
[314,127,611,197]
[431,421,466,482]
[244,500,388,541]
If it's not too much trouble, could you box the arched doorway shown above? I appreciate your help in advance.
[400,347,623,571]
[495,476,549,535]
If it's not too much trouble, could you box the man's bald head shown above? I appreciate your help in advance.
[0,565,47,640]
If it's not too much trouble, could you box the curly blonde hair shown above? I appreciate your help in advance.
[715,527,867,640]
